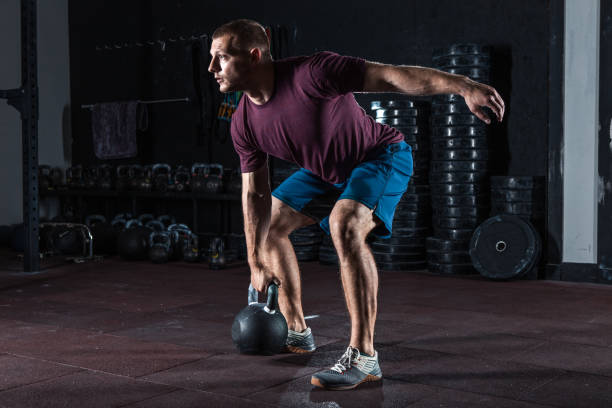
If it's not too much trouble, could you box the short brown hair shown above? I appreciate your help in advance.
[212,19,271,60]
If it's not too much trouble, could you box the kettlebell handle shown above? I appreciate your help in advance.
[248,283,280,314]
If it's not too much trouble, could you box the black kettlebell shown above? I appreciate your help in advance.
[182,231,199,262]
[191,163,208,192]
[85,214,116,255]
[168,223,191,260]
[208,236,226,269]
[98,164,113,190]
[50,224,83,255]
[115,165,131,191]
[152,163,172,192]
[84,167,99,190]
[206,164,224,193]
[173,165,191,192]
[148,231,171,263]
[231,283,288,355]
[117,219,151,260]
[66,165,84,189]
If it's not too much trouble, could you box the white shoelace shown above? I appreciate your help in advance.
[331,346,359,373]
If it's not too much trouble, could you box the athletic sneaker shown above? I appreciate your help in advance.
[311,346,382,390]
[286,327,316,353]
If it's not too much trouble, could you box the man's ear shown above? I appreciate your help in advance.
[250,47,262,63]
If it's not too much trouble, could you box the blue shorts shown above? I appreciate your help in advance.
[271,141,413,239]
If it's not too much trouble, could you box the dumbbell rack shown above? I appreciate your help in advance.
[39,189,241,235]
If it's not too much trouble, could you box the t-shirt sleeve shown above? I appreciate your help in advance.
[231,115,268,173]
[306,51,366,98]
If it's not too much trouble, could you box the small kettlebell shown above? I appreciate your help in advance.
[148,231,171,264]
[231,283,288,355]
[208,236,226,269]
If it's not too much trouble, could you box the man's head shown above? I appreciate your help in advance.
[208,19,272,93]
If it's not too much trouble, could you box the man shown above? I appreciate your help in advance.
[208,19,504,391]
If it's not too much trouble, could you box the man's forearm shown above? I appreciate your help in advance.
[242,189,271,266]
[364,63,470,97]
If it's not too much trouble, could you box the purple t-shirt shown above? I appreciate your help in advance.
[230,51,404,184]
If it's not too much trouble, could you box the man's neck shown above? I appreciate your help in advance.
[244,61,275,105]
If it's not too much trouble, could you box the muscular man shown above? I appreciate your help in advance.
[209,19,504,390]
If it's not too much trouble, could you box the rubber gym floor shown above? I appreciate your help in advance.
[0,255,610,407]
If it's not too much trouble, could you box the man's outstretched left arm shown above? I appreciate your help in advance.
[362,61,505,124]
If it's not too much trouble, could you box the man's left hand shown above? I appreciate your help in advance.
[461,79,505,124]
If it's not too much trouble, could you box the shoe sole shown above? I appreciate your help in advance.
[286,345,316,354]
[311,374,382,390]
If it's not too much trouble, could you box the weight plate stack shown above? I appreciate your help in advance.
[427,43,493,276]
[290,224,323,262]
[469,214,541,280]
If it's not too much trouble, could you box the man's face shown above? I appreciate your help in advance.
[208,35,251,93]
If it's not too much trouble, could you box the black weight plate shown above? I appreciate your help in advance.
[392,227,432,238]
[432,137,488,150]
[491,189,544,202]
[290,238,322,247]
[433,54,491,68]
[395,209,432,221]
[396,201,431,212]
[370,241,425,254]
[395,125,430,135]
[433,114,484,126]
[469,214,541,280]
[432,126,488,138]
[429,171,489,184]
[427,251,472,264]
[375,108,428,118]
[377,261,428,271]
[432,149,489,161]
[433,93,464,104]
[490,202,545,215]
[490,211,545,225]
[377,117,429,127]
[400,193,431,204]
[426,236,471,252]
[432,102,472,115]
[432,44,492,58]
[431,183,485,196]
[404,184,431,194]
[393,217,431,229]
[432,194,489,207]
[444,67,490,80]
[407,142,428,152]
[433,227,475,241]
[433,205,490,218]
[374,234,427,246]
[404,136,429,146]
[371,100,430,111]
[431,160,488,173]
[373,251,426,263]
[428,262,477,275]
[434,216,486,229]
[490,176,545,190]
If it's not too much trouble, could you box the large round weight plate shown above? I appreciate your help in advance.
[429,171,488,184]
[426,236,471,252]
[433,54,491,68]
[432,137,488,150]
[433,227,475,241]
[427,262,477,275]
[490,176,545,190]
[432,44,492,58]
[469,214,541,280]
[433,114,484,126]
[431,160,488,173]
[433,126,488,138]
[432,149,489,161]
[371,100,430,111]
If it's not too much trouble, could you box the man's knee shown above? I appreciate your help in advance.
[268,198,315,239]
[329,201,375,248]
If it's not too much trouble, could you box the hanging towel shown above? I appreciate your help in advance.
[91,101,139,160]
